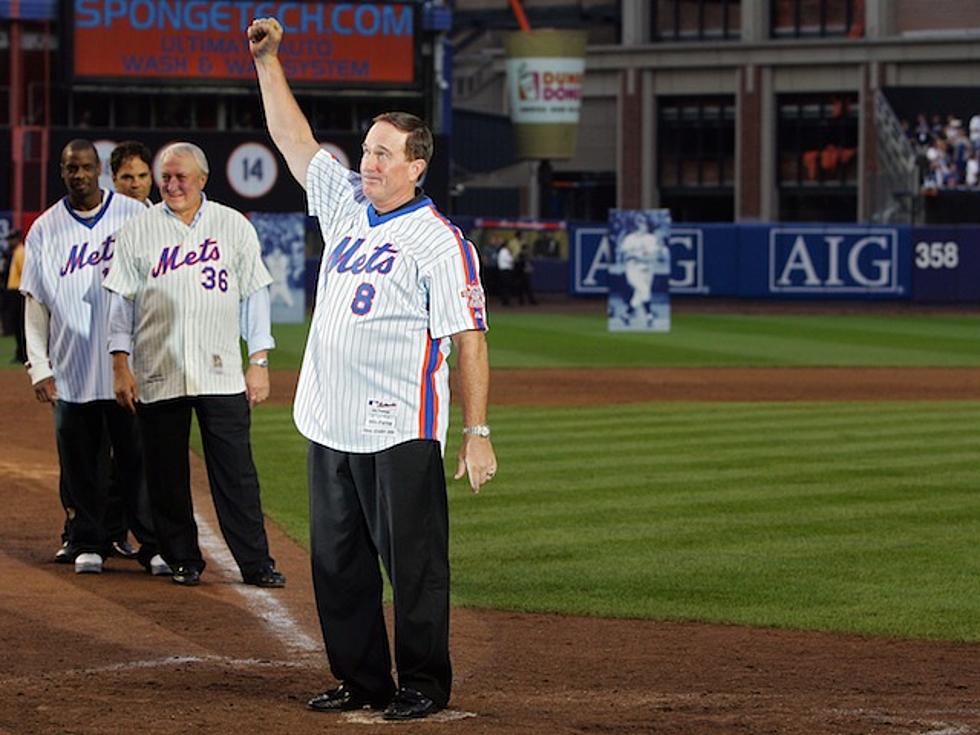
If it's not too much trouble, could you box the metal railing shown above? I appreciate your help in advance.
[870,90,920,224]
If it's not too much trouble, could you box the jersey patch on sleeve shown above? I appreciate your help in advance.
[460,283,486,310]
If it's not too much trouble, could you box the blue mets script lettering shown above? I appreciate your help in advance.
[326,237,398,275]
[60,236,114,277]
[151,238,220,278]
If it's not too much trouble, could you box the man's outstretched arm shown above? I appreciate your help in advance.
[247,17,321,187]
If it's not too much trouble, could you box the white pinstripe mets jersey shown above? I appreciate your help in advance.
[19,190,146,403]
[102,199,273,403]
[297,149,488,453]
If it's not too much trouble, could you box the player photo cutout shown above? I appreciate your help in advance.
[250,212,306,324]
[607,209,671,332]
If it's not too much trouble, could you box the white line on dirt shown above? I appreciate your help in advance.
[195,512,320,655]
[0,655,306,685]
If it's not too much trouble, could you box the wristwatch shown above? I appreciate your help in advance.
[462,424,491,438]
[249,357,269,368]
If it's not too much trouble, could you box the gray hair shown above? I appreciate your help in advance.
[160,142,209,175]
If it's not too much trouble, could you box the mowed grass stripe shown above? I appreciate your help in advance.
[4,310,979,372]
[246,400,980,640]
[486,312,980,367]
[444,401,980,639]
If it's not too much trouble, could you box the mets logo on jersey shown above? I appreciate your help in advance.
[460,283,486,309]
[326,237,398,275]
[60,235,115,277]
[152,237,221,278]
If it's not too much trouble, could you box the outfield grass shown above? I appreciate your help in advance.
[248,309,980,370]
[3,309,978,371]
[248,400,980,642]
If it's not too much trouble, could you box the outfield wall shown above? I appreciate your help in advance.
[569,224,980,303]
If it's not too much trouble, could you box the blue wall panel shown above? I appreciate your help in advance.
[570,223,931,301]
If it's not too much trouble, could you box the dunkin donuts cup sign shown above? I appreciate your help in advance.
[504,30,587,159]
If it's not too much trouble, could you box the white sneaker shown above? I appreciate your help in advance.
[148,554,172,576]
[74,553,103,574]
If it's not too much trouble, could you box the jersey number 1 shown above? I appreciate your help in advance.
[351,282,376,315]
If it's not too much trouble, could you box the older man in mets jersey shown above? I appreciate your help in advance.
[20,139,161,576]
[104,142,285,590]
[249,17,497,722]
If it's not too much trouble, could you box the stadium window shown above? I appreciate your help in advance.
[657,95,736,221]
[777,92,859,221]
[653,0,741,41]
[771,0,865,39]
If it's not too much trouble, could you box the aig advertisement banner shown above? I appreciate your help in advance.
[760,227,907,296]
[571,223,920,300]
[572,223,736,296]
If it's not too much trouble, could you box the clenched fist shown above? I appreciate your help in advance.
[247,17,283,59]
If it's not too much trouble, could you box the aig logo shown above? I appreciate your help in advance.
[575,227,706,294]
[769,228,901,293]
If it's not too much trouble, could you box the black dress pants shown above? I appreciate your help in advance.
[54,400,145,556]
[308,439,451,707]
[137,393,273,577]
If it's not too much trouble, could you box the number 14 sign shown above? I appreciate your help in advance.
[226,142,278,199]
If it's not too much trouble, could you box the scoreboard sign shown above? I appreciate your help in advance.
[72,1,416,84]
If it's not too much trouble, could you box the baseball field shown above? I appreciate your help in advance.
[2,298,980,733]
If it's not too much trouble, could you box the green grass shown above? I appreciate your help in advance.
[259,310,980,369]
[247,400,980,641]
[484,311,980,367]
[7,310,976,372]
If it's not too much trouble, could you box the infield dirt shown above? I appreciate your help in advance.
[2,361,980,734]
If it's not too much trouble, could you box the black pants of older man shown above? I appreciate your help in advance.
[137,393,275,579]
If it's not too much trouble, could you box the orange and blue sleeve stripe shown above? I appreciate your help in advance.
[429,206,487,331]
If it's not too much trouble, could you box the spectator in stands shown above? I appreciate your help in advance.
[514,244,537,306]
[496,236,516,306]
[902,111,980,191]
[966,151,980,187]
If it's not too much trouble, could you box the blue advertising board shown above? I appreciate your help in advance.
[570,223,926,300]
[763,226,909,297]
[911,227,980,302]
[572,222,736,296]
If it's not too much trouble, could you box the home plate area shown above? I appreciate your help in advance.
[343,709,478,725]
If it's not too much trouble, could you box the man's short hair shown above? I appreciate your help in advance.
[61,139,98,163]
[110,140,152,175]
[373,112,433,165]
[159,142,210,175]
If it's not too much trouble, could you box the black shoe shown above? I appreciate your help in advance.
[242,566,286,588]
[382,687,441,721]
[171,565,201,586]
[307,685,388,712]
[54,541,76,564]
[111,540,138,559]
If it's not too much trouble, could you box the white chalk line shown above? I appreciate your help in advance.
[0,654,306,686]
[194,510,321,655]
[828,707,978,735]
